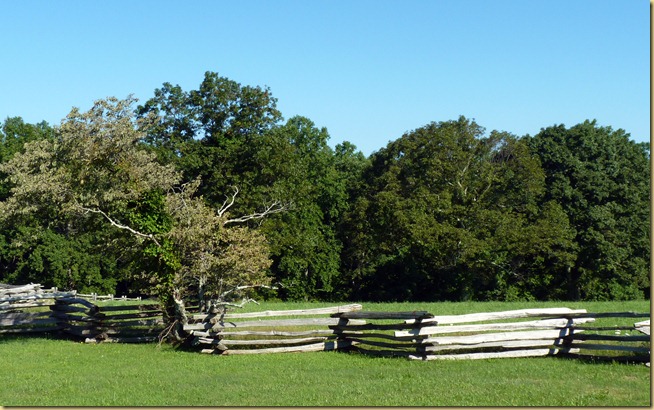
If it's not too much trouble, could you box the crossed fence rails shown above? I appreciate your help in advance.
[1,283,650,364]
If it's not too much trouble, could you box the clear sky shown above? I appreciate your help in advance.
[1,0,649,155]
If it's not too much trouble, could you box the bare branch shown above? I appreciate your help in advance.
[78,206,161,247]
[219,284,279,300]
[217,186,239,218]
[210,297,260,309]
[223,201,289,226]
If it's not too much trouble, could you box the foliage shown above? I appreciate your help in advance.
[0,117,55,199]
[138,74,366,301]
[0,73,649,304]
[136,71,283,211]
[340,117,578,301]
[0,300,649,406]
[0,98,273,314]
[0,98,179,297]
[256,117,354,300]
[0,98,179,218]
[527,121,650,300]
[164,179,271,304]
[0,116,127,291]
[0,226,118,293]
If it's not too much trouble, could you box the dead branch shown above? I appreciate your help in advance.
[203,284,280,314]
[217,186,239,218]
[216,186,290,225]
[219,284,279,300]
[208,297,259,312]
[158,319,179,346]
[223,201,289,225]
[78,206,161,247]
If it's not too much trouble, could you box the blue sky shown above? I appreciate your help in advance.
[1,0,649,155]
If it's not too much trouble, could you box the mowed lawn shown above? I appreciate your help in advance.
[0,300,650,406]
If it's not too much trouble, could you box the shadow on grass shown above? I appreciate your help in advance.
[1,330,649,367]
[555,351,650,365]
[0,331,68,344]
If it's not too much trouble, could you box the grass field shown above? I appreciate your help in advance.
[0,300,650,406]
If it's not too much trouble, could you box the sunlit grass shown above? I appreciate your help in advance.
[0,300,649,406]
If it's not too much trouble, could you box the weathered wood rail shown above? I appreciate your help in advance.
[0,283,164,341]
[0,283,76,311]
[402,308,591,360]
[184,306,649,364]
[401,308,650,362]
[186,304,364,354]
[0,283,76,334]
[0,283,649,364]
[53,297,165,343]
[76,292,143,302]
[327,310,434,357]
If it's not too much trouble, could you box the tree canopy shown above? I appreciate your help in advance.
[527,121,650,300]
[337,117,578,301]
[0,97,273,316]
[0,73,649,303]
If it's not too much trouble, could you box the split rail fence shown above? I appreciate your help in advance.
[54,297,165,343]
[0,283,76,335]
[185,304,365,354]
[185,304,650,363]
[75,293,143,302]
[0,283,164,342]
[1,283,650,364]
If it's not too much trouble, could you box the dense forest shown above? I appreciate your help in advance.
[0,72,650,303]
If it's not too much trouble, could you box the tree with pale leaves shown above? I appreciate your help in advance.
[0,97,282,332]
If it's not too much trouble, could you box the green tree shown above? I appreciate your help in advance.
[138,73,369,301]
[0,97,273,318]
[527,120,650,300]
[137,71,283,212]
[0,117,55,199]
[258,117,351,300]
[0,226,120,293]
[0,118,113,291]
[341,117,576,301]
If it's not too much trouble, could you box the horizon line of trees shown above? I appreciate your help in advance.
[0,71,649,303]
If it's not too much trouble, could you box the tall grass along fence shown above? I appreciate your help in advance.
[1,283,650,364]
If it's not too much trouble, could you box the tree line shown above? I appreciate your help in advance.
[0,71,649,304]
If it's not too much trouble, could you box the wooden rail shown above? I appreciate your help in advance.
[325,308,649,363]
[52,297,165,343]
[0,284,75,334]
[75,293,143,302]
[185,304,364,354]
[0,283,649,364]
[403,310,650,362]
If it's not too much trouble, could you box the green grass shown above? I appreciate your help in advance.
[242,299,650,315]
[0,300,650,406]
